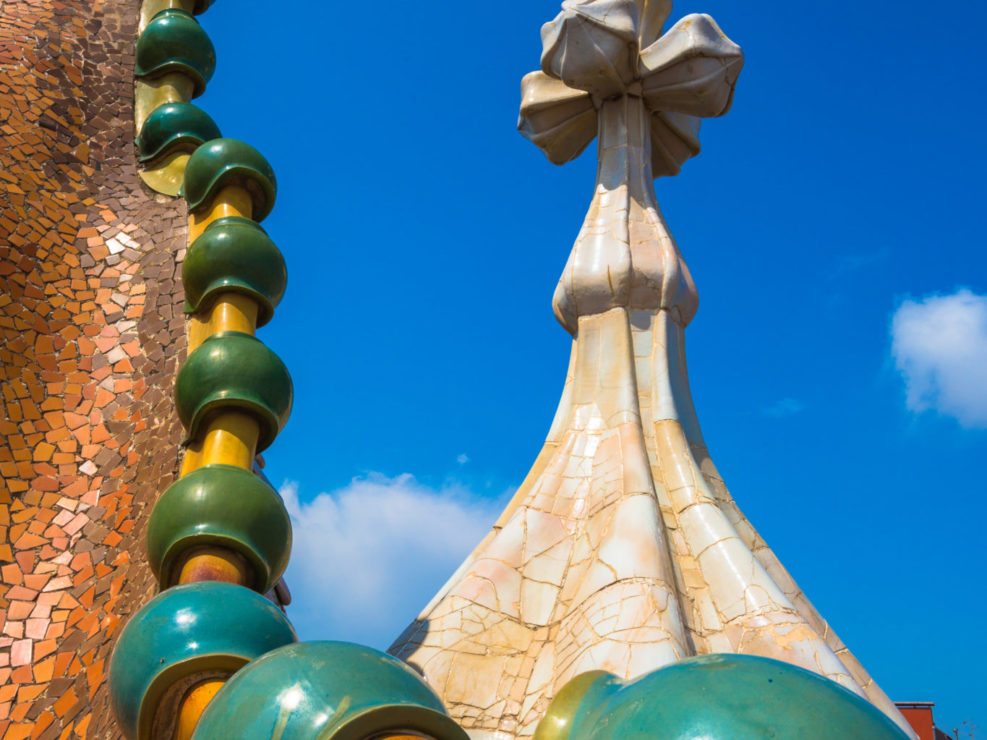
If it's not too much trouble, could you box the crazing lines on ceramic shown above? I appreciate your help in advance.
[390,3,915,738]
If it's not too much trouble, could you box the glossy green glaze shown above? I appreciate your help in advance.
[183,217,286,326]
[193,641,469,740]
[182,138,277,221]
[108,581,296,740]
[533,671,616,740]
[146,464,291,593]
[136,102,220,165]
[542,655,911,740]
[135,9,216,97]
[174,331,292,452]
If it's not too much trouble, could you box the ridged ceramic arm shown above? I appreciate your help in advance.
[552,94,698,335]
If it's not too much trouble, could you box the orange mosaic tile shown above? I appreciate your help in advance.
[2,0,191,736]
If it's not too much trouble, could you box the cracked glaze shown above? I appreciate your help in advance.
[390,3,916,739]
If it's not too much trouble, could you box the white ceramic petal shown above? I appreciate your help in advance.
[649,110,701,178]
[638,13,744,118]
[540,0,639,98]
[518,71,598,165]
[634,0,673,48]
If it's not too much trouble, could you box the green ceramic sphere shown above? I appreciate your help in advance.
[174,331,292,452]
[534,671,618,740]
[183,216,287,326]
[193,641,469,740]
[146,464,292,593]
[544,655,911,740]
[182,138,277,221]
[136,102,221,164]
[135,9,216,97]
[108,581,296,740]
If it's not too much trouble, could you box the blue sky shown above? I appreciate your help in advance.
[198,1,985,734]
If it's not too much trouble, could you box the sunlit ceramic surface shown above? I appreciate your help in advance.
[538,655,912,740]
[146,463,292,593]
[390,2,916,739]
[183,216,287,326]
[137,102,221,165]
[134,8,215,97]
[174,330,293,451]
[182,138,278,220]
[193,641,470,740]
[108,581,296,740]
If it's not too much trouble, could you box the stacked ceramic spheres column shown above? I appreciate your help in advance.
[109,3,298,739]
[134,0,222,195]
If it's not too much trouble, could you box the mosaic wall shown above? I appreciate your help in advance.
[0,0,189,736]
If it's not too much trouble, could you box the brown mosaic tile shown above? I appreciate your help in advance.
[2,0,192,736]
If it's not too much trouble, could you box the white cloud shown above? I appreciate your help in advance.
[891,289,987,428]
[456,453,469,465]
[280,473,503,648]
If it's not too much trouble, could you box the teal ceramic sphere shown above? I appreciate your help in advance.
[182,216,287,326]
[193,641,469,740]
[182,138,277,221]
[545,655,911,740]
[174,330,293,452]
[146,463,292,593]
[137,102,220,164]
[135,9,216,97]
[108,582,296,740]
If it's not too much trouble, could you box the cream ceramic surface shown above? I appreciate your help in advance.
[390,2,916,738]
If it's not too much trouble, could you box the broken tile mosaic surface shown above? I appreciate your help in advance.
[0,1,187,736]
[390,4,917,739]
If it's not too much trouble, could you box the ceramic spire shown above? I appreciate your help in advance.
[390,2,916,739]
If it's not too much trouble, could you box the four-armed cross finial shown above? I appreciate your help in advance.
[518,0,743,334]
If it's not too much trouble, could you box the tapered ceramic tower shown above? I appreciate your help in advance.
[390,2,917,739]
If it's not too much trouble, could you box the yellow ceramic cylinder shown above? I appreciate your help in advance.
[177,547,249,587]
[179,443,203,478]
[174,679,226,740]
[139,0,196,32]
[188,184,253,242]
[199,411,260,469]
[134,73,196,130]
[181,185,261,477]
[188,292,259,352]
[179,411,259,476]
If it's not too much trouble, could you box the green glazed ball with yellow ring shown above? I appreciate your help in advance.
[174,330,292,452]
[135,9,216,97]
[146,463,292,594]
[193,641,470,740]
[182,138,277,221]
[536,655,912,740]
[108,581,296,740]
[137,102,221,165]
[182,217,286,327]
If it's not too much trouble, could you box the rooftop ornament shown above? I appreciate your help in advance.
[391,3,918,739]
[517,0,741,334]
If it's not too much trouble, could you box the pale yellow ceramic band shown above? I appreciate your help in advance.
[181,185,262,477]
[139,0,196,32]
[172,186,264,733]
[134,73,195,132]
[174,680,226,740]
